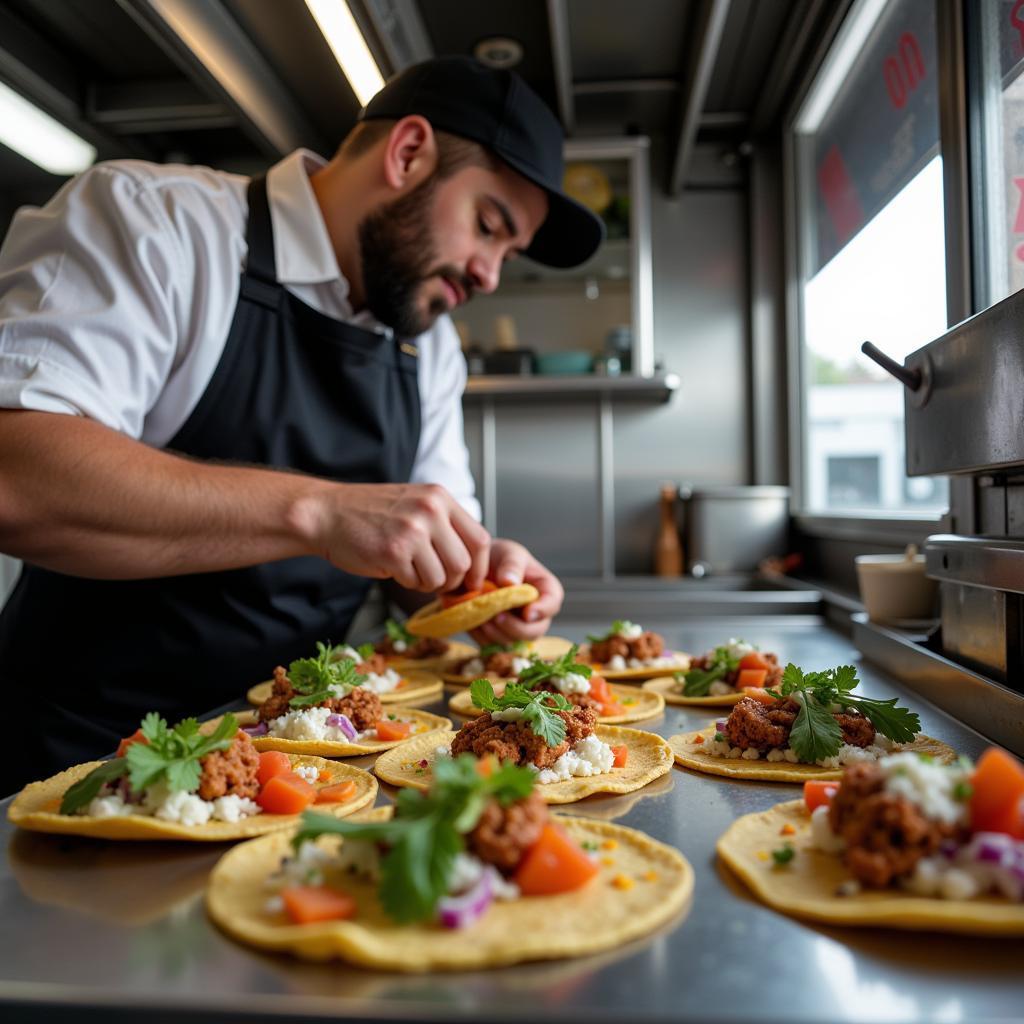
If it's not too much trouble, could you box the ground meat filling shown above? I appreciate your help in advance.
[375,636,449,659]
[829,762,965,887]
[257,666,383,729]
[356,653,389,676]
[467,793,549,873]
[450,706,598,770]
[590,630,664,665]
[536,680,602,713]
[723,696,876,752]
[689,650,784,690]
[456,651,522,677]
[197,732,260,801]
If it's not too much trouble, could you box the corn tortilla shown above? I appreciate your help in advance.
[447,682,665,726]
[642,676,761,706]
[7,756,377,841]
[374,726,673,804]
[405,584,539,638]
[438,635,574,684]
[213,709,452,758]
[387,640,475,671]
[206,814,693,969]
[582,649,692,682]
[669,725,957,782]
[717,799,1024,935]
[246,669,444,708]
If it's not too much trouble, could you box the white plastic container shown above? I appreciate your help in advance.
[855,548,938,624]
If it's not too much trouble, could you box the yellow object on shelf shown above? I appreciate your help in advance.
[563,163,613,214]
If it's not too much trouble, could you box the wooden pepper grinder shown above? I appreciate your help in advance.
[655,484,683,577]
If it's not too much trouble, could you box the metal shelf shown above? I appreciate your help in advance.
[463,370,680,401]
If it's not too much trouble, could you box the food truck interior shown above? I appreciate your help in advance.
[0,1,1022,1022]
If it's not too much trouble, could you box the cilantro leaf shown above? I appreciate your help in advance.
[292,754,536,923]
[469,679,572,747]
[477,639,528,660]
[788,695,844,764]
[59,758,129,815]
[385,618,415,645]
[680,664,728,697]
[287,642,366,707]
[586,619,637,643]
[517,644,592,690]
[126,712,239,794]
[356,642,375,661]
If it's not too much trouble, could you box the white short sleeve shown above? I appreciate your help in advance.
[410,316,481,521]
[0,163,191,438]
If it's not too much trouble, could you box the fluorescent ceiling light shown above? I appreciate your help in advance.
[795,0,888,134]
[305,0,384,107]
[0,80,96,175]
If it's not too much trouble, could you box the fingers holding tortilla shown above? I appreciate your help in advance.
[404,583,540,638]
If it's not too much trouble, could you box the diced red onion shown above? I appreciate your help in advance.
[972,833,1015,864]
[242,721,269,736]
[437,868,495,929]
[938,839,958,859]
[715,720,728,732]
[325,713,357,739]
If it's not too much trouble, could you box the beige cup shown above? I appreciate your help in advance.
[855,546,938,623]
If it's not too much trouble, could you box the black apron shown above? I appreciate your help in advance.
[0,175,421,795]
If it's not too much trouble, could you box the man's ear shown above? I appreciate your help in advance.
[381,115,437,192]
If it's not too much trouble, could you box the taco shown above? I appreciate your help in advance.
[375,679,673,804]
[716,749,1024,935]
[371,618,475,669]
[580,621,690,681]
[643,639,783,706]
[669,662,956,782]
[439,635,573,685]
[404,580,540,638]
[207,754,693,969]
[7,712,377,841]
[247,640,443,707]
[243,643,450,756]
[448,645,665,725]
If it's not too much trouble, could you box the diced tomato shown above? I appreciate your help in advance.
[986,796,1024,840]
[280,885,356,925]
[588,675,612,704]
[476,755,497,778]
[318,768,332,782]
[314,780,359,804]
[736,668,768,688]
[599,701,628,718]
[742,687,778,705]
[738,651,770,672]
[610,744,629,768]
[256,750,293,788]
[375,719,412,742]
[116,728,148,758]
[513,823,600,895]
[256,772,316,815]
[970,747,1024,834]
[804,780,839,812]
[439,580,498,609]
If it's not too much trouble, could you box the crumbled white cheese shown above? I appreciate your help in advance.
[392,639,407,653]
[292,764,320,783]
[359,668,403,694]
[879,752,970,826]
[709,680,734,696]
[532,734,615,784]
[548,672,591,695]
[461,658,485,676]
[724,638,755,660]
[809,804,845,853]
[211,795,261,823]
[615,622,643,639]
[82,780,259,824]
[607,655,627,671]
[269,706,363,742]
[511,656,532,674]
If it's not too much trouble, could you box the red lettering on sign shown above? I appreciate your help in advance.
[1012,0,1024,51]
[1013,178,1024,233]
[818,145,864,247]
[883,31,925,109]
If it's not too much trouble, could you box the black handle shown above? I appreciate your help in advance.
[861,341,922,391]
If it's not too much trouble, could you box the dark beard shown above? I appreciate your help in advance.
[357,176,471,338]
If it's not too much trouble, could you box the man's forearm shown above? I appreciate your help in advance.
[0,411,328,578]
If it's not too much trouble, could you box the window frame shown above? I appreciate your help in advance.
[782,0,972,546]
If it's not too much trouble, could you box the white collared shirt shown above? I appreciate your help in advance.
[0,149,480,518]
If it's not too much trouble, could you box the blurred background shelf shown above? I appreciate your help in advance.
[463,370,679,401]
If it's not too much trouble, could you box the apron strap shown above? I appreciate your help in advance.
[244,175,277,283]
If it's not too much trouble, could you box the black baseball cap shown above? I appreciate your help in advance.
[359,56,605,269]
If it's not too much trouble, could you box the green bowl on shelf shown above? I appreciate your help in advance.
[534,351,593,375]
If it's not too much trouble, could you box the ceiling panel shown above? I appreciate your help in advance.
[568,0,691,82]
[415,0,558,114]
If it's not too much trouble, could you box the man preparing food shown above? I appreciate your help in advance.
[0,56,603,792]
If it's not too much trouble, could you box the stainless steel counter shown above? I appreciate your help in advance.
[1,616,1020,1023]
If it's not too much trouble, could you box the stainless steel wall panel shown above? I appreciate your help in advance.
[940,581,1007,681]
[614,173,747,574]
[492,404,600,575]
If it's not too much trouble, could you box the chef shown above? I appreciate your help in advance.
[0,56,604,793]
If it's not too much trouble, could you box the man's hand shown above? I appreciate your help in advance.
[467,539,563,645]
[299,482,491,593]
